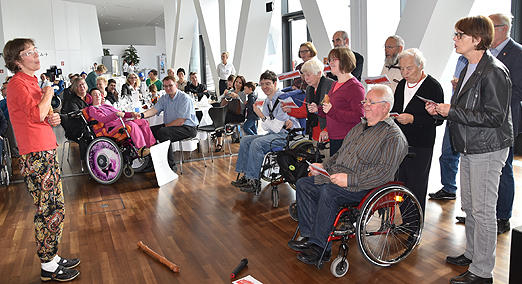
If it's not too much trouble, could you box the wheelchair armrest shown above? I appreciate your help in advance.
[65,109,83,118]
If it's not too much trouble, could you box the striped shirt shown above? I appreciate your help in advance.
[315,117,408,192]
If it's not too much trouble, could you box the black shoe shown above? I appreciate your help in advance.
[240,179,261,193]
[288,237,313,251]
[428,188,456,200]
[57,257,80,269]
[231,176,248,187]
[446,254,472,266]
[296,244,331,265]
[456,216,466,224]
[450,270,492,284]
[497,219,510,235]
[41,266,80,282]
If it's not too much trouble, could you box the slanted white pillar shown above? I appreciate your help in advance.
[396,0,474,79]
[233,0,273,81]
[300,0,332,60]
[350,0,368,78]
[164,0,197,71]
[193,0,220,86]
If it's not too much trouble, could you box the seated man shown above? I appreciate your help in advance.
[138,76,198,167]
[184,72,208,101]
[86,88,156,156]
[232,70,300,193]
[288,85,408,265]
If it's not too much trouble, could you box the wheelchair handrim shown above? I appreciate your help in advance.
[356,185,423,266]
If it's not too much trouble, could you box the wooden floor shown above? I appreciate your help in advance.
[0,139,519,283]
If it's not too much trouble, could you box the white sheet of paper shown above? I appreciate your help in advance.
[150,141,178,186]
[306,161,330,177]
[261,119,285,133]
[232,275,263,284]
[278,97,299,108]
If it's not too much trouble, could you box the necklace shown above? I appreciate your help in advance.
[407,72,425,88]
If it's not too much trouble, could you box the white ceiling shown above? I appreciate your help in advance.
[65,0,165,32]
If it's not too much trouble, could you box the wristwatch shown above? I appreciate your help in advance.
[140,113,145,119]
[261,117,267,122]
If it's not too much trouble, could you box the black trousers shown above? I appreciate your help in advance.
[219,79,227,98]
[398,146,434,216]
[152,124,197,166]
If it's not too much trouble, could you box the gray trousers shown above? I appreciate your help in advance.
[460,147,508,278]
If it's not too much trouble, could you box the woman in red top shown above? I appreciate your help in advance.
[315,47,364,156]
[3,38,80,282]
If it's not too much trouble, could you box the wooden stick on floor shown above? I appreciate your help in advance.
[137,241,180,273]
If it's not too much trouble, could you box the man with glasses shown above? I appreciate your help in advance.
[288,85,408,266]
[328,30,364,81]
[138,76,198,170]
[380,35,405,92]
[232,70,300,193]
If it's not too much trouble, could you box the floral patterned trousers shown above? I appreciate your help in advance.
[20,150,64,263]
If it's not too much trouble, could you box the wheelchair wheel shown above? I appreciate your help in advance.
[3,138,12,181]
[330,256,349,278]
[131,156,151,172]
[86,137,123,184]
[123,164,134,178]
[51,95,62,111]
[260,153,282,183]
[1,164,9,186]
[288,202,298,221]
[356,184,423,267]
[271,188,279,208]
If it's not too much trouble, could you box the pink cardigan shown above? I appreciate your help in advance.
[318,77,364,140]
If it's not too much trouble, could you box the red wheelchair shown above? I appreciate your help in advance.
[291,182,423,278]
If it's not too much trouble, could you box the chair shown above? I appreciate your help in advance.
[173,136,203,175]
[197,106,227,161]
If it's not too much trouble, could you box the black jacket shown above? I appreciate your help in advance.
[61,94,88,140]
[447,51,513,154]
[305,76,334,135]
[392,75,444,148]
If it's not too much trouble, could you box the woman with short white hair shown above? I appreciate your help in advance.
[286,57,334,142]
[391,47,444,219]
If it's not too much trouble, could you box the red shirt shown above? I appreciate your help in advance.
[6,72,57,155]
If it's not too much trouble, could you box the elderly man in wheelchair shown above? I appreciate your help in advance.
[288,85,422,277]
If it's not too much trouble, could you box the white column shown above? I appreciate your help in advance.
[218,0,226,52]
[396,0,474,79]
[165,0,197,72]
[193,0,220,85]
[299,0,332,61]
[233,0,273,81]
[350,0,368,78]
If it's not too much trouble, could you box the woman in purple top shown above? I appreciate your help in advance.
[311,47,364,155]
[86,88,156,154]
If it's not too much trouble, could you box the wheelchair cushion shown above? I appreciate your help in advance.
[81,108,130,142]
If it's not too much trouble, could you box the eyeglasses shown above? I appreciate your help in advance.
[299,50,310,54]
[20,48,39,57]
[361,100,388,106]
[328,58,339,65]
[494,24,506,28]
[384,45,398,49]
[453,32,466,40]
